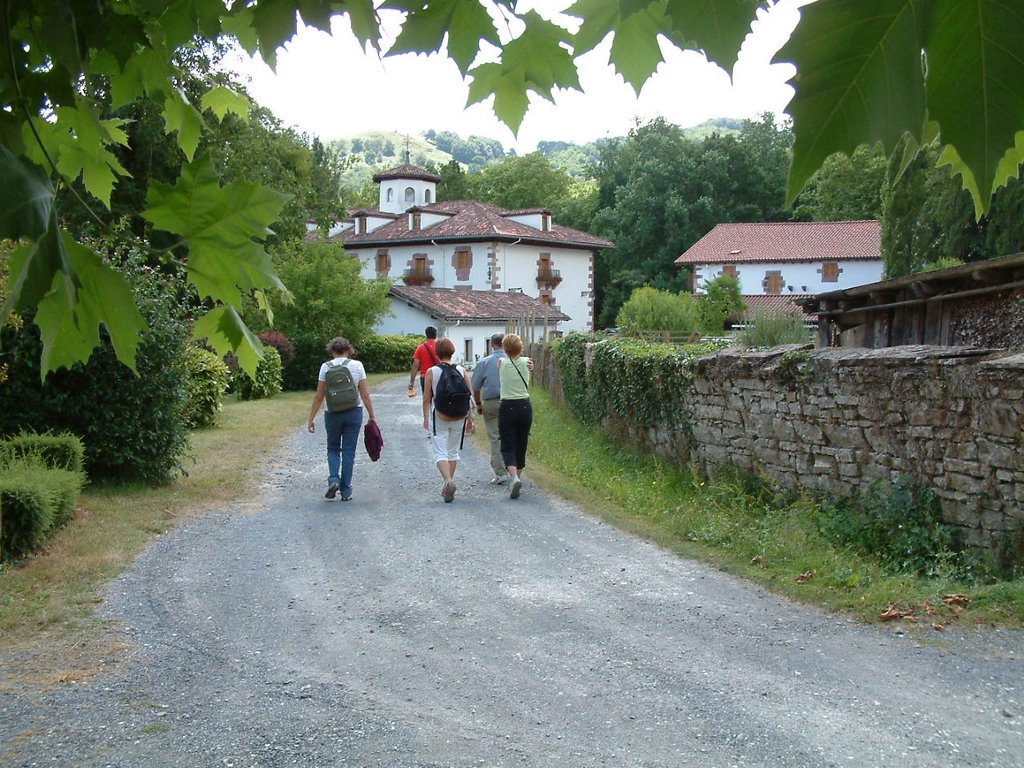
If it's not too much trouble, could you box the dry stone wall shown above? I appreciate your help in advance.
[548,343,1024,548]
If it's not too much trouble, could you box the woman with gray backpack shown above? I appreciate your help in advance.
[307,337,378,502]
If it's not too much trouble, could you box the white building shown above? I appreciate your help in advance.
[675,221,884,317]
[323,164,613,357]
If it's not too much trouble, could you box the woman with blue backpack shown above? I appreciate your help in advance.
[422,337,475,503]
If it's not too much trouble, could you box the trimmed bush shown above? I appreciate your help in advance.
[231,345,282,401]
[355,334,420,372]
[282,336,326,392]
[0,240,191,483]
[0,460,84,561]
[258,330,296,367]
[615,286,700,336]
[739,308,812,348]
[181,345,230,428]
[0,431,85,473]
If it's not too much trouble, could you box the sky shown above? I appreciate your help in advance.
[228,1,805,154]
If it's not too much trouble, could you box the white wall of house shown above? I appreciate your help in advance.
[353,241,594,333]
[371,298,546,369]
[692,260,884,296]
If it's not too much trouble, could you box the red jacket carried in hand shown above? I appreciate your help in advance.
[363,421,383,461]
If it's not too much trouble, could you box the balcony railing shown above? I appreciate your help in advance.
[536,268,562,287]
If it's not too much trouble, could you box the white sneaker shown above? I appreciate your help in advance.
[509,477,522,499]
[490,475,509,485]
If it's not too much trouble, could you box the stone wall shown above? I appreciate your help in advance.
[540,342,1024,548]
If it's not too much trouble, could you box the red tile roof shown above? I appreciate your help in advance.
[676,221,881,265]
[391,285,571,323]
[334,199,613,250]
[738,294,813,317]
[372,164,442,183]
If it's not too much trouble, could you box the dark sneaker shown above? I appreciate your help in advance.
[442,480,456,503]
[325,482,340,499]
[509,477,522,499]
[341,494,352,501]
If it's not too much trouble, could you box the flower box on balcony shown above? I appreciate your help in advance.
[402,273,435,286]
[536,273,562,288]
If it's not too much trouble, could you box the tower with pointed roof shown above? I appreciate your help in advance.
[373,165,441,215]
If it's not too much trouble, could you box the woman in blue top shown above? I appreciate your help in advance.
[497,333,532,499]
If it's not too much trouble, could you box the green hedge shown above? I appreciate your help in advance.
[354,334,419,373]
[181,345,230,429]
[0,244,191,483]
[230,345,282,401]
[0,431,85,473]
[282,333,419,391]
[282,337,326,391]
[0,464,84,561]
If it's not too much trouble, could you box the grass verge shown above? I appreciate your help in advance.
[525,388,1024,630]
[0,389,323,659]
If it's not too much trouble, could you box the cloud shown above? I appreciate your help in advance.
[228,0,802,153]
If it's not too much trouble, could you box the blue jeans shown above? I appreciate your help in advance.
[324,407,363,497]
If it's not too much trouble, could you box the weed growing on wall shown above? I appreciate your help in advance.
[817,478,963,578]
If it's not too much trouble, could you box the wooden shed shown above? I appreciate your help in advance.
[797,253,1024,350]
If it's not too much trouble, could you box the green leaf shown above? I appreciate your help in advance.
[193,305,265,379]
[201,86,252,122]
[108,48,173,108]
[468,11,580,133]
[937,143,982,215]
[388,0,498,74]
[992,132,1024,195]
[339,0,381,50]
[0,145,54,241]
[566,0,621,56]
[44,102,131,207]
[34,232,146,377]
[467,64,531,134]
[143,157,290,308]
[662,0,759,71]
[163,90,205,162]
[247,0,306,66]
[778,0,929,205]
[925,1,1024,216]
[608,3,671,93]
[221,9,260,58]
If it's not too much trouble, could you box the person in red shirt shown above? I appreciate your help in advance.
[408,326,440,396]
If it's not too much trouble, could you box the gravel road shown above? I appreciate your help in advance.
[2,376,1022,767]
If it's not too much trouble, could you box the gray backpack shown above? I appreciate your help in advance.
[324,359,359,412]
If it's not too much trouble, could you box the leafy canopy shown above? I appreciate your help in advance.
[2,0,1021,377]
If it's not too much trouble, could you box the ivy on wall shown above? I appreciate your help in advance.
[554,333,728,434]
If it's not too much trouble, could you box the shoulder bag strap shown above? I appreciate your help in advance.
[511,358,530,390]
